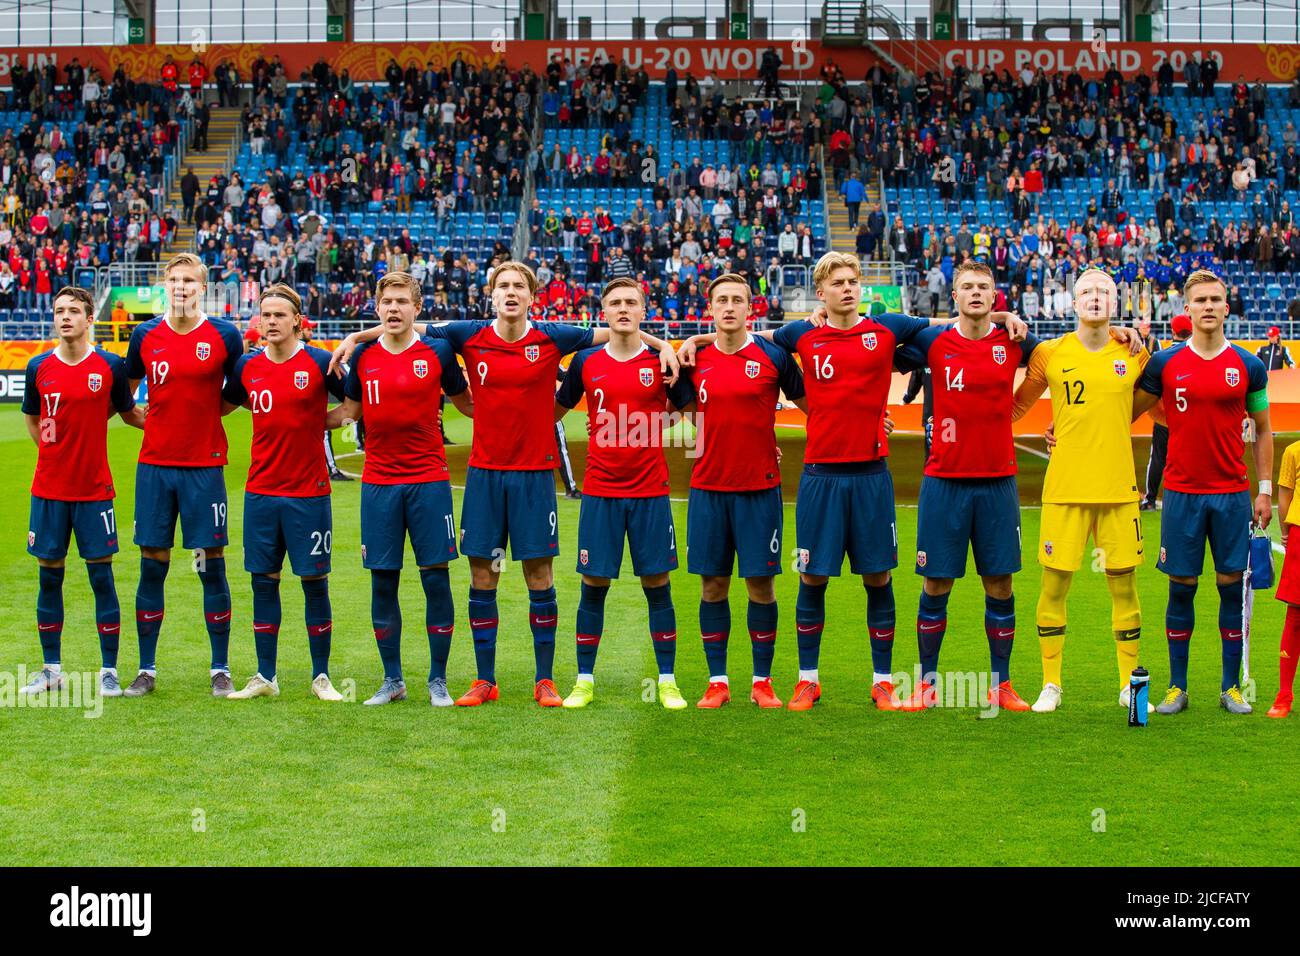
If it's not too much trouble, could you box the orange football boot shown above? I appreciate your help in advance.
[899,680,937,711]
[697,681,731,708]
[750,677,783,708]
[989,680,1031,711]
[455,679,499,707]
[534,679,563,707]
[787,680,821,711]
[1267,693,1293,719]
[871,680,905,711]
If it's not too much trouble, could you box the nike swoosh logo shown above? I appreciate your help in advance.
[918,622,945,632]
[140,611,164,621]
[1176,374,1192,381]
[944,353,958,359]
[211,611,231,622]
[37,623,61,632]
[796,624,821,633]
[429,625,454,634]
[814,342,829,348]
[469,618,497,627]
[591,375,606,381]
[576,635,600,645]
[253,623,277,632]
[99,624,120,634]
[532,616,558,626]
[1061,367,1076,373]
[152,348,166,354]
[751,631,776,641]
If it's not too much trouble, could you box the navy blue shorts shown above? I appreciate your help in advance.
[687,486,783,578]
[794,462,897,577]
[134,463,228,550]
[460,466,558,562]
[28,496,119,561]
[1157,489,1251,577]
[915,475,1022,578]
[576,494,678,579]
[361,481,458,570]
[244,492,333,576]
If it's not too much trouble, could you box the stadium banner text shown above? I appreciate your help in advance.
[1,41,1298,85]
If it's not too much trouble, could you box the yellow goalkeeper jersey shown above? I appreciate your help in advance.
[1013,333,1149,504]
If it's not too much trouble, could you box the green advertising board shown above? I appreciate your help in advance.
[111,286,165,314]
[859,285,904,315]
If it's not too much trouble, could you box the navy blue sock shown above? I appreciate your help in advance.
[135,557,169,671]
[468,587,499,683]
[1166,579,1197,690]
[795,581,827,672]
[198,557,231,671]
[985,593,1015,686]
[86,562,120,669]
[301,577,332,677]
[575,582,608,676]
[1217,580,1245,692]
[748,599,778,679]
[866,580,896,676]
[250,573,281,680]
[643,583,677,676]
[529,586,559,682]
[700,598,730,678]
[36,565,65,666]
[917,589,950,684]
[371,569,403,681]
[420,566,454,682]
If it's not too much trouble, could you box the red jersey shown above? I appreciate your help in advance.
[1139,341,1269,494]
[224,345,345,497]
[899,325,1038,479]
[22,347,134,501]
[686,335,805,492]
[771,313,929,463]
[435,319,593,471]
[125,315,243,467]
[555,344,695,497]
[344,333,467,485]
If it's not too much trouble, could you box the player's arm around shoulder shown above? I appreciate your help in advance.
[554,348,591,421]
[1011,335,1057,422]
[104,350,145,428]
[21,353,43,445]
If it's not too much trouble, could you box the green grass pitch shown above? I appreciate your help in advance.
[0,404,1297,867]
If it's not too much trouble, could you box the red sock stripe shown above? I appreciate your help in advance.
[205,610,232,625]
[986,626,1016,640]
[869,627,895,642]
[37,621,63,632]
[307,622,333,637]
[97,622,120,635]
[1220,628,1243,642]
[374,627,392,643]
[469,617,499,631]
[651,631,677,643]
[1166,629,1192,641]
[252,622,280,636]
[135,609,164,623]
[427,624,454,635]
[576,633,601,646]
[750,630,776,643]
[701,631,728,643]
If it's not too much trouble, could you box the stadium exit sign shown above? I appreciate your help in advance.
[128,18,145,44]
[327,15,344,42]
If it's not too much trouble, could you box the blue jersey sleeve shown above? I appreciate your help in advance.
[425,319,480,353]
[105,352,136,414]
[1019,332,1041,367]
[124,321,149,379]
[430,338,468,396]
[306,347,347,402]
[770,319,812,353]
[219,322,244,381]
[875,311,932,347]
[554,349,590,410]
[222,353,251,407]
[892,325,943,373]
[343,342,370,402]
[758,338,805,400]
[666,370,695,409]
[1138,346,1175,396]
[21,354,43,416]
[537,321,595,355]
[1240,348,1269,393]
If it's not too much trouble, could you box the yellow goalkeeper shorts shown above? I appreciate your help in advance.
[1038,502,1145,572]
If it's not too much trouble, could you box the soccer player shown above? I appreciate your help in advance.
[1133,270,1273,715]
[1012,268,1153,714]
[1270,437,1300,718]
[219,285,349,701]
[680,252,1024,710]
[553,277,695,709]
[330,272,473,706]
[123,253,244,697]
[894,261,1038,710]
[679,273,806,708]
[20,286,142,697]
[330,263,677,707]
